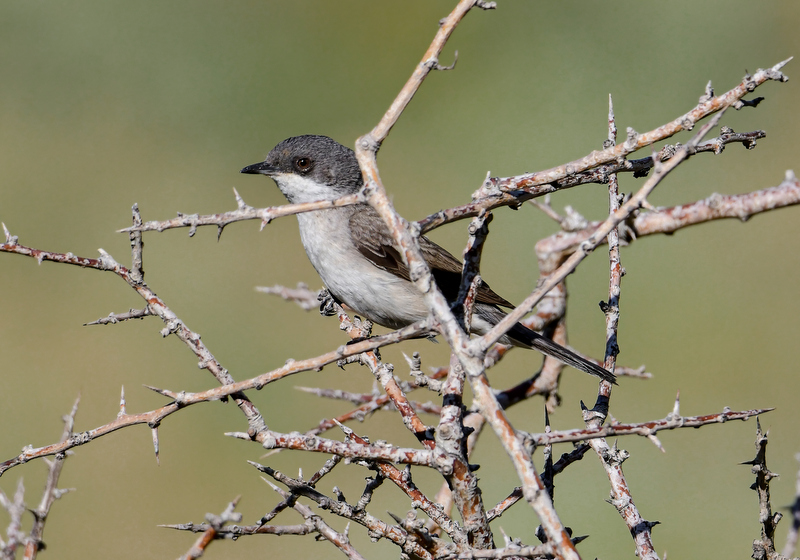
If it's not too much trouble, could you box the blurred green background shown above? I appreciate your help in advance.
[1,1,798,558]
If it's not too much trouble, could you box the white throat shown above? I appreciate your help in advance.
[272,173,342,204]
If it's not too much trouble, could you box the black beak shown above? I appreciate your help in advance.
[240,161,277,175]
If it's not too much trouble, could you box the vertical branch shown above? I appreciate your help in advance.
[23,397,80,560]
[335,306,435,447]
[583,96,660,560]
[436,356,493,549]
[353,3,579,548]
[469,374,579,559]
[355,0,488,355]
[0,480,25,560]
[476,112,727,351]
[129,204,145,285]
[747,420,786,560]
[453,209,492,333]
[434,211,494,548]
[602,94,622,376]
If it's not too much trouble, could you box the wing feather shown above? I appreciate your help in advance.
[348,207,513,308]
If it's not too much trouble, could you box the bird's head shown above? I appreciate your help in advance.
[241,135,363,204]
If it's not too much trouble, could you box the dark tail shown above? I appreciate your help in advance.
[508,322,616,384]
[471,304,616,383]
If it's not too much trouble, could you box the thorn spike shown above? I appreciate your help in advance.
[152,427,160,465]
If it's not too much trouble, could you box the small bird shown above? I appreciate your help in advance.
[241,135,615,383]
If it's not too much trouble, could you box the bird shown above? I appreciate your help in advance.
[241,135,615,383]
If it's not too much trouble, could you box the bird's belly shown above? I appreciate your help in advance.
[297,213,428,329]
[323,264,428,329]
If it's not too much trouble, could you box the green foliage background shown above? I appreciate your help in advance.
[1,1,798,558]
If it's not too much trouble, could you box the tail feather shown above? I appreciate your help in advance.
[474,304,616,384]
[512,323,617,384]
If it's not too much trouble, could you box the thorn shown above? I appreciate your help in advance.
[152,426,160,465]
[672,391,680,416]
[2,222,15,245]
[294,386,322,395]
[261,477,281,492]
[647,433,665,452]
[65,394,81,427]
[118,386,127,417]
[143,385,179,399]
[436,49,457,71]
[53,487,75,500]
[223,431,251,440]
[233,187,246,210]
[333,419,354,437]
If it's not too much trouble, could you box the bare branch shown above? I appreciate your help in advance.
[0,231,266,436]
[746,420,792,560]
[251,462,441,560]
[478,110,726,351]
[120,191,364,234]
[483,60,790,195]
[0,317,430,476]
[534,172,800,258]
[256,283,320,311]
[227,428,438,467]
[23,397,80,560]
[270,486,366,560]
[367,0,483,145]
[0,480,26,560]
[176,497,242,560]
[526,405,772,447]
[418,127,769,234]
[84,307,153,326]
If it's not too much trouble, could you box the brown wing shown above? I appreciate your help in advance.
[348,207,513,308]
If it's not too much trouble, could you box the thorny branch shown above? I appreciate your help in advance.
[416,127,770,234]
[250,462,442,560]
[0,400,78,560]
[478,110,726,352]
[22,398,79,560]
[526,403,771,449]
[581,95,657,560]
[0,2,795,560]
[175,497,243,560]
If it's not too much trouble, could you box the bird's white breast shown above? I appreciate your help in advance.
[296,210,428,329]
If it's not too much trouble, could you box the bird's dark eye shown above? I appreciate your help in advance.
[294,157,312,173]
